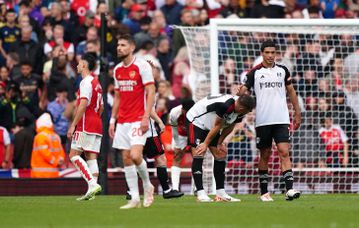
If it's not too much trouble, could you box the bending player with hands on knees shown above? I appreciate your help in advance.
[186,93,255,202]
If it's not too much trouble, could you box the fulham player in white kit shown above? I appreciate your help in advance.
[186,94,255,202]
[109,34,156,209]
[67,53,103,201]
[239,40,302,201]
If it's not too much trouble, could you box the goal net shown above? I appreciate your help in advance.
[177,19,359,194]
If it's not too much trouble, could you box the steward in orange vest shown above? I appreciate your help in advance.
[31,113,65,178]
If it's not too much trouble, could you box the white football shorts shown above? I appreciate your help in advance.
[112,121,149,150]
[71,131,102,153]
[172,135,187,150]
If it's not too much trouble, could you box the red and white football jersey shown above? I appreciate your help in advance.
[169,105,187,137]
[319,125,348,152]
[113,57,154,123]
[0,126,10,165]
[76,75,103,135]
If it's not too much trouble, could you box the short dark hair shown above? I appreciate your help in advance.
[261,40,277,52]
[6,9,16,14]
[181,99,195,111]
[237,94,256,112]
[118,34,136,46]
[81,53,97,71]
[20,60,32,67]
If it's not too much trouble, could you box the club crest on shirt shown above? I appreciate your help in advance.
[129,71,136,79]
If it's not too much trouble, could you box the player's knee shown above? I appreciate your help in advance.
[130,153,142,164]
[279,150,290,160]
[155,155,167,167]
[122,152,133,166]
[173,150,185,162]
[69,150,81,159]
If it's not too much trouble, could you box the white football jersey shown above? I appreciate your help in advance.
[244,63,292,127]
[186,94,244,130]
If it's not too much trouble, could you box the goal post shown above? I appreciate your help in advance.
[177,19,359,194]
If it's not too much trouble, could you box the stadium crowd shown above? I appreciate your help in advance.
[0,0,358,178]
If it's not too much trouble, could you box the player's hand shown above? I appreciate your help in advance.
[1,161,11,169]
[109,123,115,138]
[236,84,244,95]
[140,116,150,133]
[57,157,64,166]
[158,122,165,133]
[67,125,75,139]
[293,112,301,130]
[196,143,208,155]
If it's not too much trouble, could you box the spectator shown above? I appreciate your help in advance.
[18,0,42,38]
[152,10,169,34]
[59,0,79,35]
[219,58,238,94]
[38,17,53,44]
[49,1,72,41]
[0,66,10,85]
[157,37,172,81]
[172,9,194,58]
[171,46,190,98]
[318,78,331,97]
[344,45,359,77]
[161,0,183,25]
[94,0,109,28]
[122,3,146,34]
[44,24,75,61]
[18,14,38,42]
[198,9,209,25]
[296,68,319,97]
[220,0,248,18]
[225,112,256,164]
[134,16,152,48]
[14,60,43,116]
[343,78,359,117]
[76,26,98,62]
[0,81,34,131]
[0,9,20,51]
[6,52,21,81]
[319,112,349,167]
[332,90,358,149]
[329,57,345,90]
[74,10,95,45]
[9,25,44,75]
[31,112,65,178]
[47,49,75,101]
[12,117,35,169]
[47,86,69,150]
[146,22,167,47]
[0,125,11,168]
[320,0,340,18]
[135,40,165,81]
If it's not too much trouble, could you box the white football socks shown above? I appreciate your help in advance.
[71,155,95,186]
[136,159,152,189]
[124,165,140,201]
[171,166,181,191]
[87,159,99,183]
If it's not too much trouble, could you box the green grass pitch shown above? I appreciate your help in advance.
[0,194,358,228]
